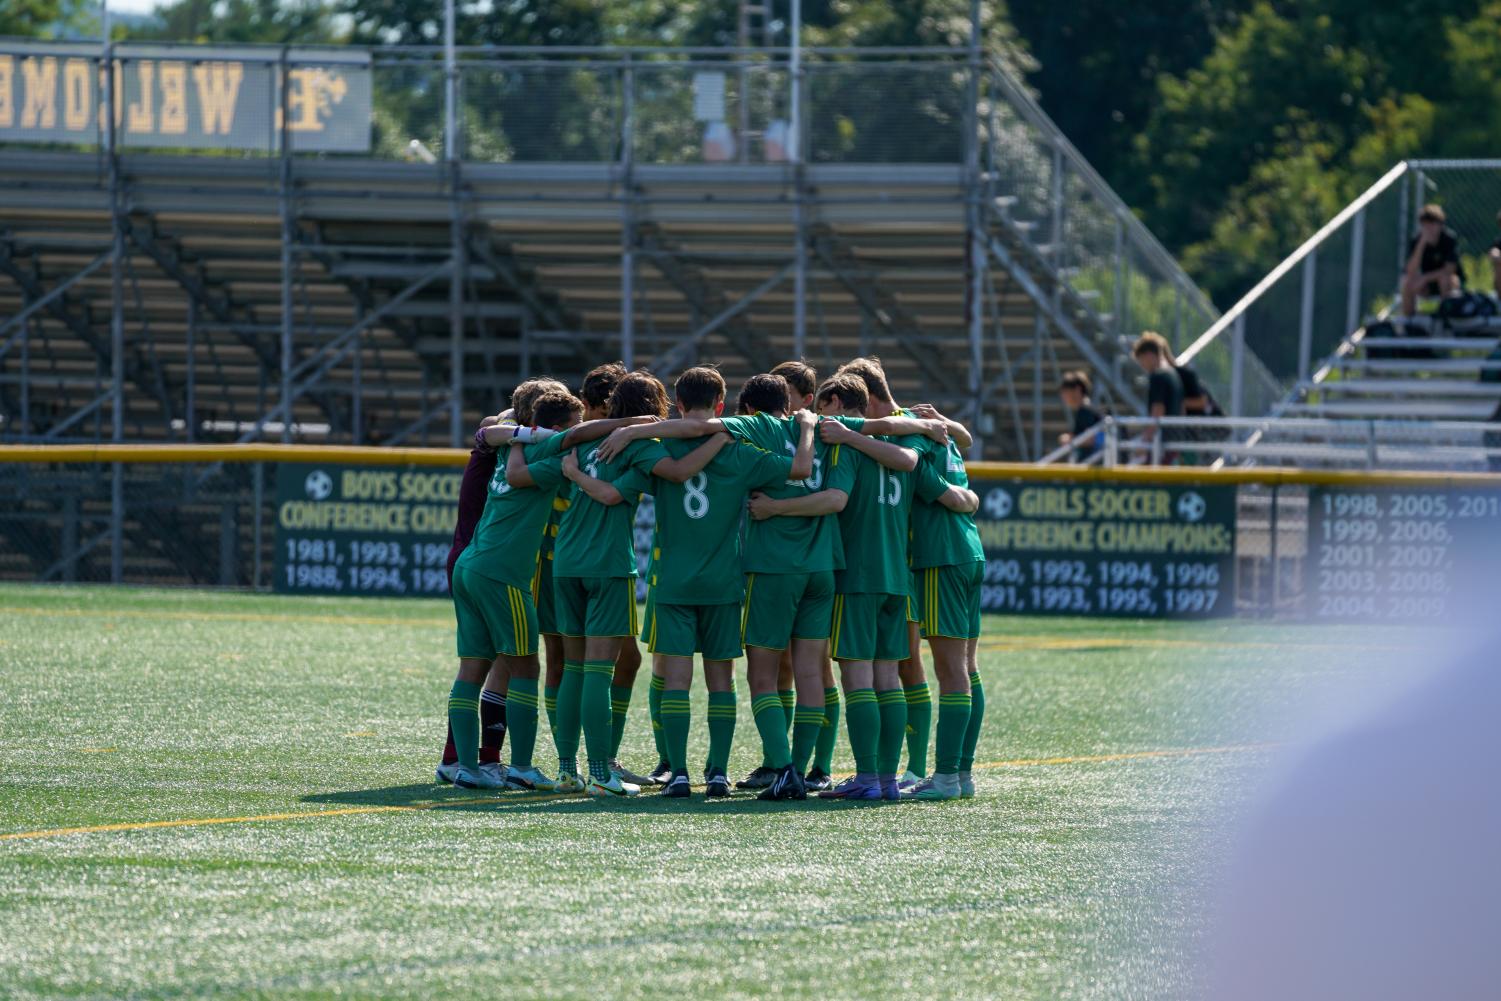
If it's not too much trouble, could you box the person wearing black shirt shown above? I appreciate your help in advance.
[1057,370,1103,462]
[1133,331,1184,464]
[1402,203,1465,316]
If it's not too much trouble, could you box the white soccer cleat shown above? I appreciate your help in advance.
[898,769,924,792]
[554,772,586,794]
[610,759,656,786]
[504,765,558,792]
[478,762,508,786]
[585,773,641,798]
[453,765,506,790]
[958,771,976,799]
[435,761,463,785]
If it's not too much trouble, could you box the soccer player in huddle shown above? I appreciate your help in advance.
[837,357,973,789]
[512,371,726,797]
[639,366,816,798]
[444,390,606,789]
[437,377,565,785]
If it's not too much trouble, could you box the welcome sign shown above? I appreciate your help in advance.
[0,42,371,152]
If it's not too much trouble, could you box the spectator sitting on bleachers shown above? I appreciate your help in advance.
[1402,203,1465,316]
[1489,209,1501,296]
[1132,331,1184,463]
[1057,370,1103,463]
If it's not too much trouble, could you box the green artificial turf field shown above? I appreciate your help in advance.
[0,583,1424,999]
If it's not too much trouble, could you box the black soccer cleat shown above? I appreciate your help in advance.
[757,764,808,801]
[660,771,692,798]
[736,765,778,790]
[647,759,673,786]
[704,768,732,799]
[803,767,833,792]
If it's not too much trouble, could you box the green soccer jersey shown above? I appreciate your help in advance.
[717,412,853,575]
[551,437,662,579]
[454,440,567,588]
[829,418,919,595]
[649,436,795,605]
[910,437,985,569]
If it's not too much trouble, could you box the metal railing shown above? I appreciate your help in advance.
[1040,415,1501,471]
[1179,159,1501,418]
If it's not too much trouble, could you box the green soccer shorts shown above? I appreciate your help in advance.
[644,600,743,661]
[907,572,921,624]
[741,570,835,650]
[554,575,640,638]
[452,563,537,659]
[532,554,558,635]
[914,562,985,640]
[831,591,910,662]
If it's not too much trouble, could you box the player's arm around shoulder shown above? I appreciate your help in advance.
[649,431,731,483]
[597,416,721,461]
[819,417,917,472]
[562,451,625,506]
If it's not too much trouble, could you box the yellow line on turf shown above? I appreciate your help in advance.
[0,743,1274,843]
[975,636,1410,653]
[0,605,449,629]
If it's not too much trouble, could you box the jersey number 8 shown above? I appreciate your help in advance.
[683,472,710,519]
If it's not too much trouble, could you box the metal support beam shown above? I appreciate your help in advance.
[1345,207,1366,337]
[964,0,984,457]
[1230,314,1246,418]
[445,6,464,446]
[0,252,108,362]
[620,55,636,370]
[986,235,1144,412]
[1297,250,1316,384]
[279,48,294,445]
[651,262,794,373]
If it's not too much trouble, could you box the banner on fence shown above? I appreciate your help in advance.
[273,464,458,597]
[0,42,371,151]
[968,477,1237,618]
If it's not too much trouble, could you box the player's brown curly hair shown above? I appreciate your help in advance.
[606,371,671,420]
[532,390,585,430]
[580,362,628,410]
[837,356,892,407]
[510,377,570,425]
[737,373,791,416]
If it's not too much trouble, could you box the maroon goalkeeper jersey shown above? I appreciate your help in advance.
[446,445,500,588]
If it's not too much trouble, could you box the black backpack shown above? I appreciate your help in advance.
[1364,319,1437,361]
[1438,292,1499,328]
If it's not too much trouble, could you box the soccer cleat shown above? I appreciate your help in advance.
[478,762,508,786]
[660,771,691,798]
[503,765,558,792]
[736,766,778,790]
[880,776,901,802]
[554,771,586,794]
[898,769,924,792]
[756,764,807,802]
[905,773,962,801]
[704,769,732,799]
[585,773,641,798]
[610,759,656,787]
[453,765,506,790]
[818,776,882,801]
[958,771,976,799]
[647,759,674,786]
[435,761,463,785]
[803,767,833,791]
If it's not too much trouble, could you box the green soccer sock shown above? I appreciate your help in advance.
[778,688,795,735]
[843,688,880,776]
[752,693,792,769]
[582,660,615,781]
[505,678,539,769]
[935,689,973,775]
[649,673,668,764]
[790,703,825,775]
[875,688,908,776]
[446,679,482,770]
[544,683,560,740]
[609,683,633,759]
[705,690,737,774]
[660,689,691,774]
[813,686,840,774]
[554,662,584,770]
[904,682,933,776]
[960,670,986,773]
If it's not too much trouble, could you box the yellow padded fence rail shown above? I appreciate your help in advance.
[3,443,1501,488]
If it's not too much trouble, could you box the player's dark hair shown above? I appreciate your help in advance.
[1132,331,1172,362]
[737,373,790,416]
[674,366,726,413]
[580,362,628,410]
[607,370,670,420]
[511,377,569,425]
[1059,370,1093,398]
[770,359,817,401]
[815,374,869,414]
[532,390,585,430]
[837,356,892,406]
